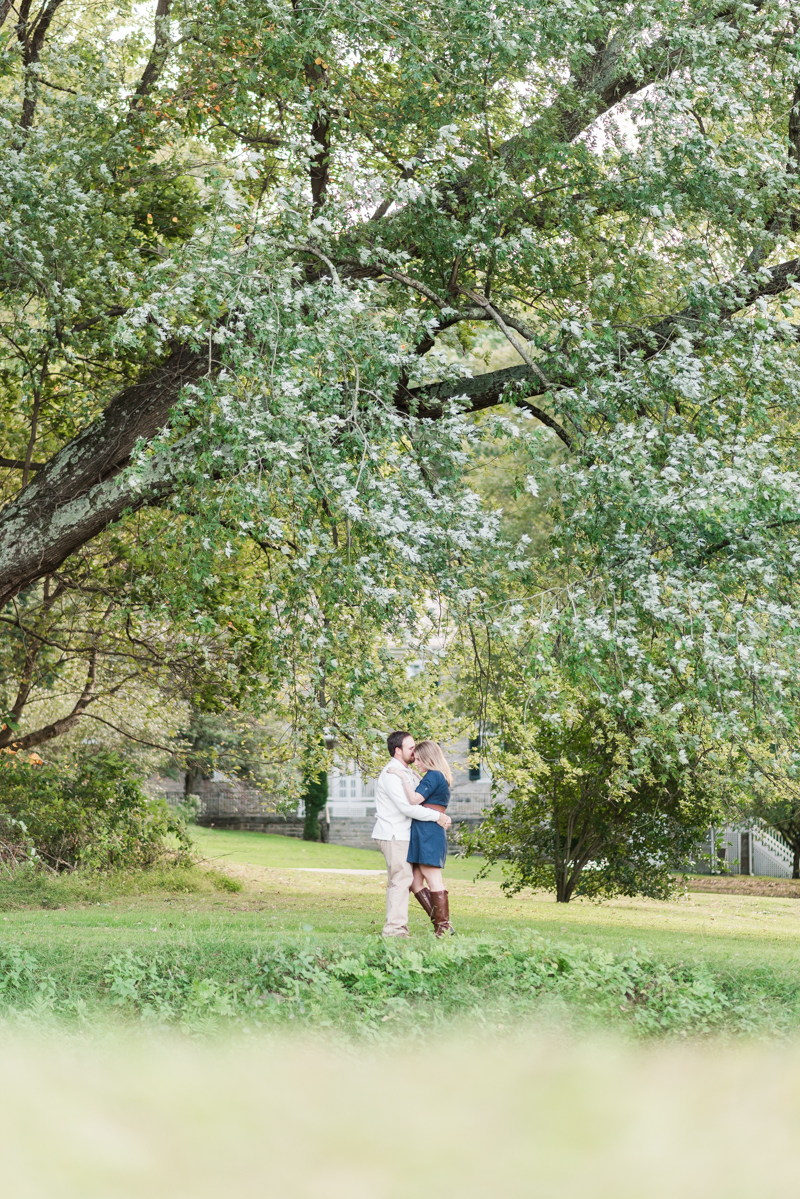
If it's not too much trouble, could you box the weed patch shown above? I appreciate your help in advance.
[211,874,243,894]
[0,863,223,910]
[0,935,796,1039]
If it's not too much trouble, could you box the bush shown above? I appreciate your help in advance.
[0,751,192,870]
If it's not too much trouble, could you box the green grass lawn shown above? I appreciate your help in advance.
[0,826,799,1036]
[186,827,800,975]
[0,825,797,973]
[190,825,502,878]
[191,826,386,870]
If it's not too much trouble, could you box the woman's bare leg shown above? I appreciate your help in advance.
[421,866,444,892]
[411,865,427,893]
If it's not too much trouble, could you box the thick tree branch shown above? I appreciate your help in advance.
[4,648,97,751]
[642,257,800,350]
[129,0,172,113]
[400,364,573,448]
[700,517,800,559]
[482,28,676,183]
[402,255,800,443]
[0,456,43,471]
[18,0,65,129]
[0,343,212,608]
[558,29,673,144]
[81,711,176,752]
[303,244,340,285]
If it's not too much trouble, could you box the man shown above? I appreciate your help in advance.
[372,730,452,937]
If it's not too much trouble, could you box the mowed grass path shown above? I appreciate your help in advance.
[1,827,798,984]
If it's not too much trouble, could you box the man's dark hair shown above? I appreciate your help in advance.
[387,730,411,758]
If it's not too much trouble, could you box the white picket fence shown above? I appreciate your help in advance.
[707,820,795,878]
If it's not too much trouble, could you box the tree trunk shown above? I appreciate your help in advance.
[184,767,205,797]
[555,861,571,902]
[0,344,209,607]
[793,846,799,880]
[557,868,580,903]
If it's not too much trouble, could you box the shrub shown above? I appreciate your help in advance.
[0,751,192,870]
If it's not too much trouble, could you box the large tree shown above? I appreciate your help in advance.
[2,0,800,767]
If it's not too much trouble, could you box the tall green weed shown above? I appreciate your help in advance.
[0,936,795,1038]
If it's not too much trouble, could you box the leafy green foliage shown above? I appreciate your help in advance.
[0,752,191,870]
[249,937,763,1037]
[127,169,207,249]
[0,935,792,1038]
[179,709,295,794]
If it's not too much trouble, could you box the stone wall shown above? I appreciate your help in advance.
[327,816,376,850]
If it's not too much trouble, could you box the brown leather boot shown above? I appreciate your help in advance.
[412,886,434,920]
[430,890,454,937]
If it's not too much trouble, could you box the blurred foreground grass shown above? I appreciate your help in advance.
[3,1030,800,1198]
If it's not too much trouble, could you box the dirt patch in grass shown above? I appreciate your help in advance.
[687,875,800,898]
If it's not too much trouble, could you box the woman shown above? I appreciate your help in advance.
[387,740,454,937]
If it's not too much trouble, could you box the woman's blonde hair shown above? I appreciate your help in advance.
[413,740,453,786]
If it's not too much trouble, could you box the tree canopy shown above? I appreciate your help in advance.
[1,0,800,803]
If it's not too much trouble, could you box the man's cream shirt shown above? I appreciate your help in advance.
[371,762,440,841]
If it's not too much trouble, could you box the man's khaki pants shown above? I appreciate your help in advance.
[376,838,412,936]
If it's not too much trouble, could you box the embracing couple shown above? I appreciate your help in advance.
[371,730,455,938]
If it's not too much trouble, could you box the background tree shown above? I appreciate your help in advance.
[462,689,717,902]
[179,710,295,797]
